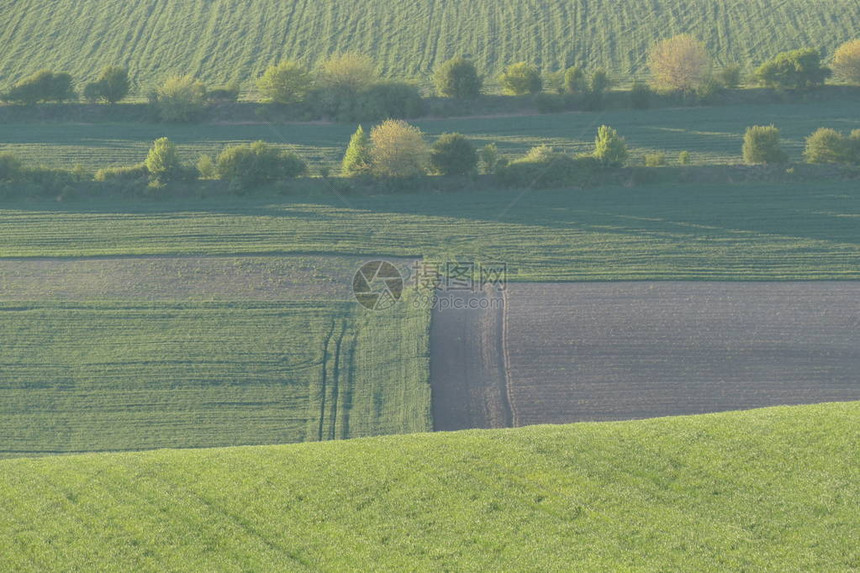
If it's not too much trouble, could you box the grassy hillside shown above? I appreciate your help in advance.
[1,182,858,281]
[0,402,856,571]
[0,0,857,90]
[3,99,859,171]
[0,298,431,458]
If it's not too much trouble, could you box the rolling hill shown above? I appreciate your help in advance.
[0,402,857,571]
[0,0,857,91]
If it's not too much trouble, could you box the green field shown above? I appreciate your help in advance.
[0,0,857,91]
[0,296,431,458]
[0,402,856,571]
[1,182,858,281]
[2,99,859,171]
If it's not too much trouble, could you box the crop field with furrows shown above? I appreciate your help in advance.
[2,99,859,170]
[1,182,858,281]
[0,402,857,571]
[0,0,857,90]
[0,291,431,458]
[501,282,860,425]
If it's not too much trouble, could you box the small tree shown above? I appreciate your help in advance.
[678,151,692,165]
[430,133,478,176]
[563,66,587,94]
[144,137,183,182]
[342,125,372,176]
[742,125,788,164]
[832,40,860,85]
[0,153,22,182]
[318,52,378,92]
[84,66,131,103]
[590,69,610,94]
[716,64,742,89]
[257,61,312,104]
[647,34,712,94]
[434,57,482,98]
[755,48,831,89]
[803,128,852,164]
[593,125,628,166]
[369,120,429,178]
[478,143,503,175]
[630,81,651,109]
[216,141,307,187]
[153,75,207,122]
[499,63,542,96]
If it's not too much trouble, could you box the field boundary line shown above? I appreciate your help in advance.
[500,287,517,427]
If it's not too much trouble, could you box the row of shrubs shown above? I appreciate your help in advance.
[3,38,858,121]
[2,122,857,196]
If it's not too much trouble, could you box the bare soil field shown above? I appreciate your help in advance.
[431,282,860,428]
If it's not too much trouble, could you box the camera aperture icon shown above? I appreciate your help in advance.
[353,261,404,310]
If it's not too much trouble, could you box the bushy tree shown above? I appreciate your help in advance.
[144,137,183,182]
[216,141,307,187]
[342,125,372,176]
[499,63,543,96]
[742,125,788,164]
[318,52,378,92]
[563,66,587,94]
[0,153,22,182]
[593,125,628,166]
[152,75,207,122]
[84,66,130,103]
[478,143,503,175]
[590,69,611,94]
[257,61,312,104]
[803,128,852,164]
[430,133,477,176]
[207,85,240,103]
[355,81,424,120]
[716,64,743,88]
[755,48,831,89]
[434,57,482,98]
[647,35,712,94]
[3,70,75,104]
[630,81,651,109]
[369,120,429,178]
[832,40,860,85]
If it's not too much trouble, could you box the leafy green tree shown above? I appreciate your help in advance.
[144,137,183,182]
[716,64,743,88]
[742,125,788,164]
[832,40,860,84]
[216,141,307,187]
[84,66,131,103]
[3,70,75,104]
[0,153,22,182]
[342,125,372,176]
[755,48,831,89]
[499,63,542,95]
[152,75,207,122]
[430,133,478,176]
[593,125,628,166]
[563,66,587,94]
[678,151,692,165]
[369,120,429,178]
[803,128,852,164]
[630,81,651,109]
[257,61,312,104]
[647,35,712,94]
[478,143,503,175]
[434,57,482,98]
[318,52,378,92]
[590,69,611,94]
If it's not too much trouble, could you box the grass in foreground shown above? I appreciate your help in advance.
[1,181,858,280]
[0,298,431,458]
[0,402,856,571]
